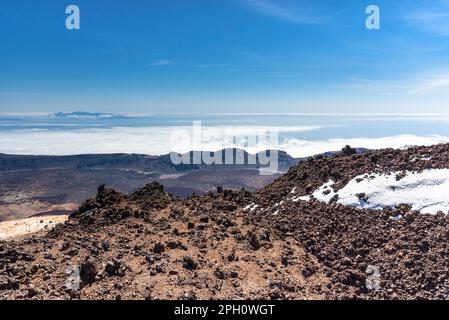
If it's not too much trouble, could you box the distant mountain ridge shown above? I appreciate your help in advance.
[0,148,300,222]
[52,111,128,119]
[0,148,298,172]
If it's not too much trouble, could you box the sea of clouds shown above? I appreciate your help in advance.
[1,126,449,157]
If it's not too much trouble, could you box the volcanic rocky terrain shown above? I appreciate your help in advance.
[2,144,449,300]
[0,149,297,222]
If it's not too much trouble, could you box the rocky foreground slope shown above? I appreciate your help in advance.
[0,149,296,222]
[2,144,449,300]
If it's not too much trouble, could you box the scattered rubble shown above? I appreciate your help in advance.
[2,144,449,300]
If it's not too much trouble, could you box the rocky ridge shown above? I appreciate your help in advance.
[2,144,449,299]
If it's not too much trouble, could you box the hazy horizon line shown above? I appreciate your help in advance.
[4,111,449,117]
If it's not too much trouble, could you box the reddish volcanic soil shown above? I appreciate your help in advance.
[2,144,449,300]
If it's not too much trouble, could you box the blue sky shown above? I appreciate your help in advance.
[1,0,449,114]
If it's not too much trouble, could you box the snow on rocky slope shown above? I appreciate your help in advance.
[255,144,449,217]
[309,169,449,214]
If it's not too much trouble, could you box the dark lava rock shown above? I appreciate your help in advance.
[248,232,261,250]
[214,267,227,280]
[153,242,165,254]
[80,259,98,285]
[0,276,19,290]
[145,254,155,265]
[105,259,126,277]
[182,256,198,270]
[102,240,111,251]
[187,222,195,229]
[342,145,357,156]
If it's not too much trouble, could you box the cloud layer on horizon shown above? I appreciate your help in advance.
[1,126,449,158]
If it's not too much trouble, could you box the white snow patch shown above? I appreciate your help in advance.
[249,204,259,212]
[243,203,254,211]
[312,180,337,203]
[275,200,286,206]
[243,203,260,212]
[312,169,449,214]
[412,155,432,162]
[389,214,402,221]
[292,195,311,202]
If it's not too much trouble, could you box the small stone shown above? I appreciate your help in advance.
[197,223,208,231]
[153,242,165,254]
[102,240,111,251]
[249,232,261,250]
[214,267,227,279]
[155,264,164,273]
[145,254,155,265]
[281,256,289,266]
[167,241,179,249]
[182,256,198,270]
[80,259,97,284]
[105,259,124,276]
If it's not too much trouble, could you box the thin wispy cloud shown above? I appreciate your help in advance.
[195,64,231,68]
[413,72,449,93]
[339,78,410,94]
[147,59,172,67]
[406,0,449,36]
[341,70,449,95]
[238,0,329,24]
